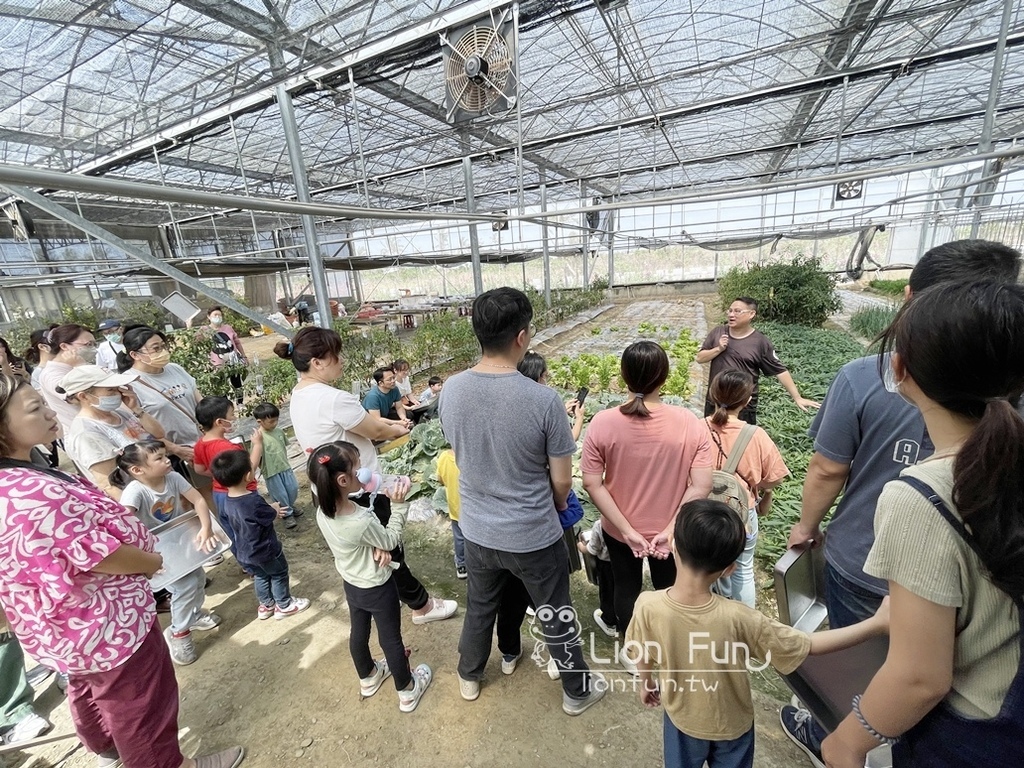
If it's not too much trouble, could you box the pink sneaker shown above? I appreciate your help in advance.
[257,604,275,621]
[274,597,310,620]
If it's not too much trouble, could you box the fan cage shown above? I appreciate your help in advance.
[445,26,513,113]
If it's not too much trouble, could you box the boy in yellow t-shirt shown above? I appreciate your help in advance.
[435,449,465,580]
[626,499,888,768]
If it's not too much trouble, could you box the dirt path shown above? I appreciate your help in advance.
[13,297,811,768]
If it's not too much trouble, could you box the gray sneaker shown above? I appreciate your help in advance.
[194,746,245,768]
[163,627,197,666]
[398,664,432,713]
[562,673,607,716]
[96,751,123,768]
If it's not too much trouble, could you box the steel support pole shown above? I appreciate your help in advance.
[607,204,615,287]
[276,85,332,328]
[972,0,1014,237]
[2,184,292,336]
[581,181,590,288]
[462,156,484,295]
[540,183,551,308]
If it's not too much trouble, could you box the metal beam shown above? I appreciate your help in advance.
[56,0,515,180]
[462,157,484,295]
[276,85,333,328]
[0,185,293,336]
[540,182,550,308]
[0,162,502,224]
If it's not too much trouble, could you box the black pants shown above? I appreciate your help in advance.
[459,538,593,699]
[603,531,677,634]
[343,578,411,691]
[496,577,531,658]
[703,400,757,425]
[353,491,429,611]
[594,558,618,628]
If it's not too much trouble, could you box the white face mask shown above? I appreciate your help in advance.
[883,360,916,407]
[210,315,223,327]
[94,394,123,412]
[76,346,98,364]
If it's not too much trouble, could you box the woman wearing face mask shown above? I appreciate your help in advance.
[61,365,166,500]
[206,307,247,404]
[38,324,98,437]
[117,326,204,487]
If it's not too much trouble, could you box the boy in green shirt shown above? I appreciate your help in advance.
[626,499,889,768]
[250,402,304,529]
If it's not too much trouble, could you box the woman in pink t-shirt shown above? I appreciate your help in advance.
[0,375,244,768]
[705,370,790,607]
[581,341,713,655]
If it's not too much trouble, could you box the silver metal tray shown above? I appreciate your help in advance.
[774,544,889,734]
[149,511,231,591]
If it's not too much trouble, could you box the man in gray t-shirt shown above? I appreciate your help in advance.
[439,287,604,715]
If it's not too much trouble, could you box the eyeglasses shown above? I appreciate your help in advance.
[74,341,98,349]
[142,344,168,353]
[727,309,753,315]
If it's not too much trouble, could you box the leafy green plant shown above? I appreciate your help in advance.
[849,304,898,343]
[590,326,602,336]
[240,356,296,415]
[595,355,618,390]
[718,256,841,327]
[752,321,867,565]
[406,311,477,372]
[333,318,402,384]
[167,328,242,399]
[868,279,908,297]
[637,320,657,337]
[379,420,450,501]
[525,285,607,331]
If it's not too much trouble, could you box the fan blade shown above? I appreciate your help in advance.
[440,31,468,63]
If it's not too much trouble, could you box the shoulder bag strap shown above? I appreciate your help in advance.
[902,475,1024,613]
[133,376,201,428]
[722,424,756,475]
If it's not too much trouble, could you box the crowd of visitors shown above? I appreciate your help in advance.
[0,239,1020,768]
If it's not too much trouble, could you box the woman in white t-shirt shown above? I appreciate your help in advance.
[60,365,166,500]
[39,324,97,437]
[276,327,456,625]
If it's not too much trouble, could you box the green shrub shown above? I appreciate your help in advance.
[526,285,607,330]
[849,304,898,343]
[406,311,478,372]
[868,279,908,297]
[333,318,402,384]
[167,327,241,399]
[717,256,840,327]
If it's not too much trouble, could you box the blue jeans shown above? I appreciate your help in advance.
[212,491,238,559]
[825,561,885,629]
[250,553,292,609]
[664,714,754,768]
[715,508,758,608]
[451,519,466,568]
[265,470,299,516]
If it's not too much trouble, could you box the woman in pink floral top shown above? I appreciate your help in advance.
[0,374,244,768]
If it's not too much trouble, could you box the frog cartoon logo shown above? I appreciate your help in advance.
[530,605,583,672]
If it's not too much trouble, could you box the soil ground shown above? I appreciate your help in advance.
[12,297,812,768]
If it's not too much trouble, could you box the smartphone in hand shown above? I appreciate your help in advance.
[576,386,589,407]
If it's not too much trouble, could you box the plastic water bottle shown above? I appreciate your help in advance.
[356,468,410,496]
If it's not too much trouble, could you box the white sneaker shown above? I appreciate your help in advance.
[593,609,618,638]
[398,664,432,713]
[3,713,52,744]
[189,612,222,631]
[411,597,458,625]
[501,651,522,676]
[275,596,310,620]
[458,675,480,701]
[547,657,561,680]
[359,659,392,698]
[619,646,638,677]
[96,752,123,768]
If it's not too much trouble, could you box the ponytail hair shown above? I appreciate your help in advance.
[708,370,754,426]
[275,326,342,373]
[619,341,669,418]
[880,281,1024,597]
[306,441,361,518]
[109,439,166,489]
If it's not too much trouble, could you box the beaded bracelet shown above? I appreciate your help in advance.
[852,694,899,746]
